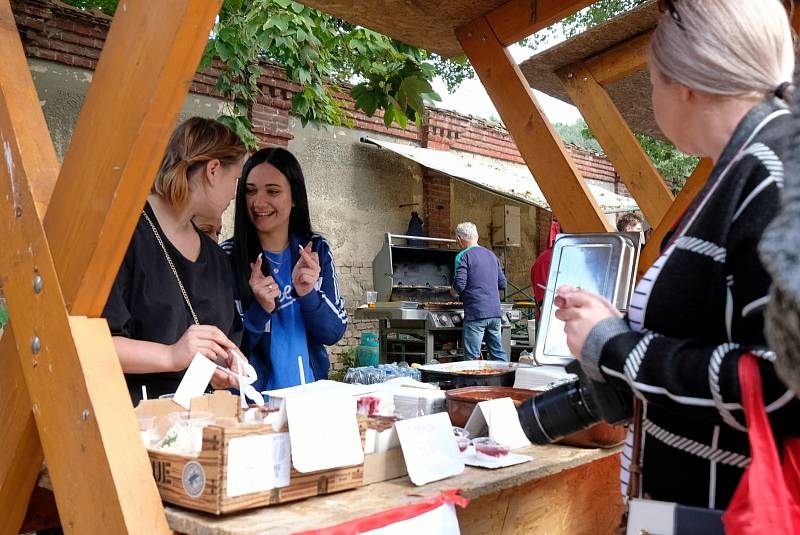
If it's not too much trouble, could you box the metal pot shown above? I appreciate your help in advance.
[418,361,518,390]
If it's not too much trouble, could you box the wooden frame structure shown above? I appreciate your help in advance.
[0,1,221,532]
[0,0,733,532]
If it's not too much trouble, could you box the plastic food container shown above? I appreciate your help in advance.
[137,415,156,447]
[161,411,213,454]
[472,437,511,461]
[453,427,471,453]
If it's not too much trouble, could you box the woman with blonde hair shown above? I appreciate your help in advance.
[103,117,247,403]
[553,0,800,510]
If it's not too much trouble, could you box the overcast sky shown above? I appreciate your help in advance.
[431,43,582,126]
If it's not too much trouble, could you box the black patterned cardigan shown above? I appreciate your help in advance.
[582,98,800,509]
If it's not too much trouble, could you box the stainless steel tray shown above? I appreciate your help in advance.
[535,232,640,364]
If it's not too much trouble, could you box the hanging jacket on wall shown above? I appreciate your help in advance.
[406,210,426,246]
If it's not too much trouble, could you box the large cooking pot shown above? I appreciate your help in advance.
[445,385,625,448]
[418,361,518,390]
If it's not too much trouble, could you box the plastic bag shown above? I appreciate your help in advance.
[722,354,800,534]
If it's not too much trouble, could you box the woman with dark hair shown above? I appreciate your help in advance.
[222,147,347,391]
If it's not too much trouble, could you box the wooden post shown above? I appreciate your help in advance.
[46,0,224,315]
[638,158,713,277]
[457,17,613,232]
[0,0,222,531]
[0,91,171,533]
[0,332,43,534]
[558,62,674,227]
[0,0,61,528]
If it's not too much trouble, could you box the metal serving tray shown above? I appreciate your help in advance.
[534,232,640,365]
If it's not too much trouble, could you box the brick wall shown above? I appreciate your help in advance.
[422,169,452,240]
[327,261,379,366]
[10,0,624,174]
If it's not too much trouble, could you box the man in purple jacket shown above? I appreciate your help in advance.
[452,222,508,361]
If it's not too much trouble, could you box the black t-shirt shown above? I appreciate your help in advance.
[103,202,242,403]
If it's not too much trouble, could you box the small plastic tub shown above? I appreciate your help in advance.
[453,427,471,453]
[168,411,213,453]
[472,437,511,461]
[137,415,156,447]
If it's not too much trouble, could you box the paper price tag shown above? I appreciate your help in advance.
[395,412,464,486]
[285,391,364,473]
[173,353,216,409]
[465,397,530,449]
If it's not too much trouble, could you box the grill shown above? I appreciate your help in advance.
[355,233,512,364]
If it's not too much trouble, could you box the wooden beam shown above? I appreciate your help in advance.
[457,16,612,232]
[584,30,653,86]
[485,0,595,47]
[0,101,171,534]
[0,0,60,529]
[1,0,219,530]
[0,331,42,535]
[638,158,713,278]
[558,62,674,227]
[0,0,60,218]
[45,0,223,316]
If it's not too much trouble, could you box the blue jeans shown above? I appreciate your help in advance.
[463,317,508,361]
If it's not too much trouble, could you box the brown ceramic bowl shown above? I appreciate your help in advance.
[445,386,626,449]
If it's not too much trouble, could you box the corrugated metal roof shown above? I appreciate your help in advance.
[362,137,639,214]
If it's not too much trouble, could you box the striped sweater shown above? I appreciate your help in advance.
[583,99,800,509]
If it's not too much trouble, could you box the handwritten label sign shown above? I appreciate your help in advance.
[395,412,464,486]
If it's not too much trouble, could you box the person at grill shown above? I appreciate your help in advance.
[103,117,247,403]
[224,147,347,391]
[452,222,508,361]
[553,0,800,510]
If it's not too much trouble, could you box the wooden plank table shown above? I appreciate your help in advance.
[166,444,623,535]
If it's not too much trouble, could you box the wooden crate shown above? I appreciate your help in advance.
[138,393,364,515]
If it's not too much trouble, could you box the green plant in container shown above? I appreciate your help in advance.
[329,346,357,382]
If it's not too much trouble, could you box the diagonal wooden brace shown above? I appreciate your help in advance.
[0,97,170,531]
[557,61,674,228]
[457,15,612,232]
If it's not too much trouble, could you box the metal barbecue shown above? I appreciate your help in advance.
[356,233,513,364]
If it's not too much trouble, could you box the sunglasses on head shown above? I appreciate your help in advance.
[657,0,686,31]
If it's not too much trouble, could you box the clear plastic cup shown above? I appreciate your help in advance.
[366,291,378,308]
[137,415,156,447]
[168,411,213,453]
[453,427,471,454]
[472,437,511,461]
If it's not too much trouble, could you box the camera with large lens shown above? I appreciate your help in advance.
[517,360,633,444]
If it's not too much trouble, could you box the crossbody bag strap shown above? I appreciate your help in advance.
[628,398,644,499]
[142,210,200,326]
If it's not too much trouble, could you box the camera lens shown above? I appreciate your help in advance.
[517,381,598,444]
